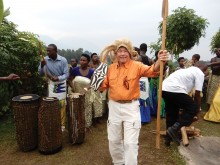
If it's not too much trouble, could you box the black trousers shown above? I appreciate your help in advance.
[162,91,197,129]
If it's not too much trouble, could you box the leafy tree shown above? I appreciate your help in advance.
[0,0,10,25]
[0,0,3,24]
[57,48,92,65]
[150,7,209,59]
[0,19,47,117]
[149,41,161,55]
[210,28,220,53]
[84,50,92,56]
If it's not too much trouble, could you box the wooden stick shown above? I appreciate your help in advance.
[156,0,168,149]
[150,130,166,136]
[181,126,189,147]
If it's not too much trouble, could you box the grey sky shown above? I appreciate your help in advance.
[4,0,220,60]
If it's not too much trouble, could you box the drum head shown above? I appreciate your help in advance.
[12,94,40,102]
[42,97,59,101]
[67,93,82,98]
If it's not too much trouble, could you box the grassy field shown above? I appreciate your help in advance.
[0,103,219,165]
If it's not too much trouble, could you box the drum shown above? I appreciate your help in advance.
[38,97,62,154]
[67,93,85,144]
[12,94,40,152]
[71,76,92,128]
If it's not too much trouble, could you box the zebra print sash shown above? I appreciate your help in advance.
[90,63,108,91]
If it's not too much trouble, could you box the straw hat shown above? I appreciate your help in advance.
[100,38,139,63]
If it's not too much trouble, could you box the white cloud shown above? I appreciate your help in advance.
[4,0,220,60]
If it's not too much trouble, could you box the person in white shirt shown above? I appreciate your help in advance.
[162,61,207,146]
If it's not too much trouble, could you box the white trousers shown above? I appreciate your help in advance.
[107,100,141,165]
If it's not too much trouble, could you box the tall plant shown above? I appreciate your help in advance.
[0,19,47,117]
[210,28,220,53]
[150,7,209,59]
[0,0,3,24]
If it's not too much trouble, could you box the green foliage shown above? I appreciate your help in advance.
[151,7,209,59]
[0,19,47,117]
[0,0,10,25]
[58,48,92,64]
[210,28,220,53]
[3,6,10,18]
[149,41,161,54]
[167,60,175,74]
[0,0,3,24]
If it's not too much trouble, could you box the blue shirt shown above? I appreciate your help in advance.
[38,55,69,81]
[71,66,94,79]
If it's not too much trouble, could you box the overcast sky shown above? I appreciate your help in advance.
[4,0,220,60]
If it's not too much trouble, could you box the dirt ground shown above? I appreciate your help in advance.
[179,136,220,165]
[0,109,219,165]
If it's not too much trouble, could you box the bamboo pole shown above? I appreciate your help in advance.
[156,0,168,149]
[181,126,189,146]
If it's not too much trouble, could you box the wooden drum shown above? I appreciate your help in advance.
[38,97,62,154]
[12,94,40,152]
[67,93,85,144]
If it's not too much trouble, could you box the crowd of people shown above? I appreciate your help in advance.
[38,44,108,132]
[4,40,219,165]
[37,41,220,165]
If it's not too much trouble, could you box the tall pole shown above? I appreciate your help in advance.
[156,0,168,149]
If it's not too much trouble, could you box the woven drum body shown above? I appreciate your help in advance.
[38,97,62,154]
[12,94,40,152]
[67,93,85,144]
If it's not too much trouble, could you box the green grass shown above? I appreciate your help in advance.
[0,115,16,146]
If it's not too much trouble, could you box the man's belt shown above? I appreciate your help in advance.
[115,99,138,104]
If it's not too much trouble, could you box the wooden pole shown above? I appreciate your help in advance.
[156,0,168,149]
[181,126,189,146]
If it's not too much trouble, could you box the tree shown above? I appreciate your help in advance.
[0,0,3,24]
[0,19,47,117]
[57,48,84,64]
[210,28,220,53]
[0,0,10,25]
[150,7,209,59]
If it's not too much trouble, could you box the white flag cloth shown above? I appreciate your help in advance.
[90,63,108,91]
[139,77,149,100]
[48,80,67,100]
